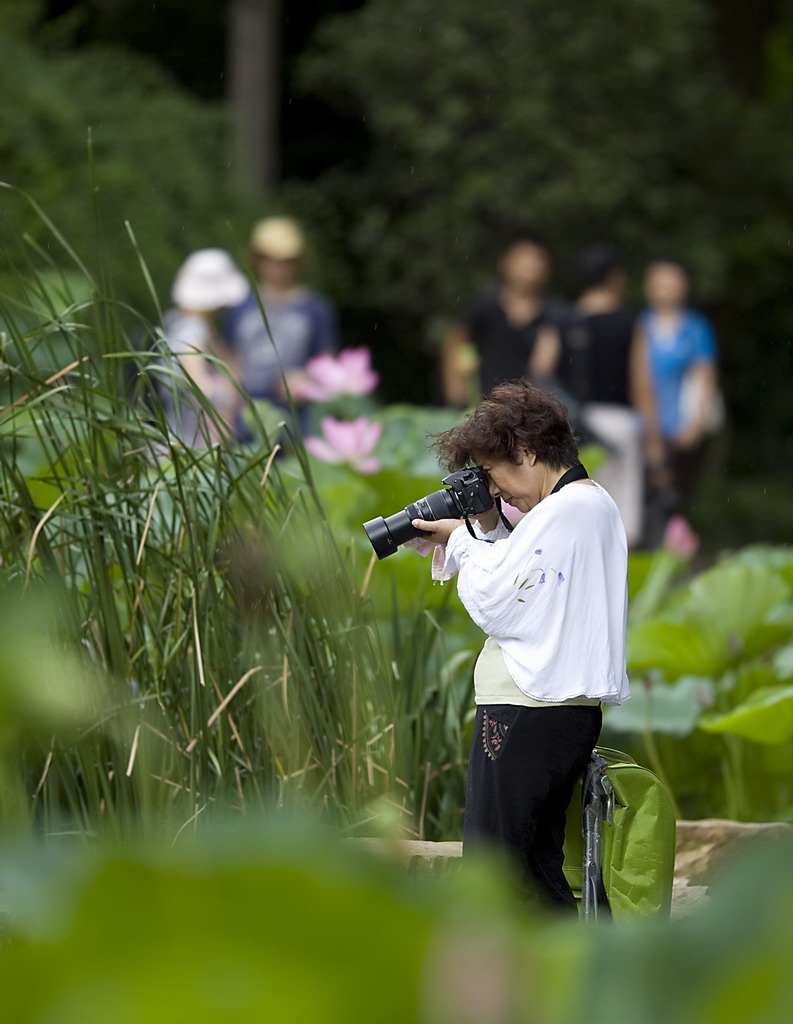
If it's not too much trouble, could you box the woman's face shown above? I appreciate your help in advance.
[476,451,543,513]
[644,262,688,310]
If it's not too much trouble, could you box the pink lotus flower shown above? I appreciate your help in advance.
[297,347,379,401]
[663,515,700,558]
[304,416,383,473]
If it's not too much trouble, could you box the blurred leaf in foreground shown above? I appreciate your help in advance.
[0,585,102,743]
[1,826,793,1024]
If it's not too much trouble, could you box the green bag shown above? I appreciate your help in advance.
[563,746,676,920]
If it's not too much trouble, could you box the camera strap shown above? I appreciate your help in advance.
[463,497,514,543]
[463,463,588,543]
[550,463,589,493]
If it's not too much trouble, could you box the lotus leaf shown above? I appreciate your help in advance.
[627,619,725,680]
[607,675,713,738]
[773,641,793,681]
[699,684,793,744]
[684,563,790,659]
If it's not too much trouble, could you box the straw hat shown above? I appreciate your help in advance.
[249,216,305,260]
[171,249,250,311]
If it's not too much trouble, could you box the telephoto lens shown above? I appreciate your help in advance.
[363,467,493,559]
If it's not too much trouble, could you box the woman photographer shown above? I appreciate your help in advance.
[412,380,630,911]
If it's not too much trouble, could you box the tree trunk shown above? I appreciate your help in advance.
[226,0,280,194]
[704,0,781,95]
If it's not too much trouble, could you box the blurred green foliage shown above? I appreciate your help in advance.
[0,0,255,316]
[0,821,792,1023]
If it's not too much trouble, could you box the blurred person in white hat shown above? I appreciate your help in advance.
[162,248,249,445]
[222,216,340,424]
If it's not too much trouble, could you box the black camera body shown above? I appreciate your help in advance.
[363,467,494,560]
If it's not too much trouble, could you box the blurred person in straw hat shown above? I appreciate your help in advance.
[222,216,340,424]
[161,248,249,446]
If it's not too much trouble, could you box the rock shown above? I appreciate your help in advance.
[670,880,710,919]
[675,818,792,888]
[349,820,793,917]
[346,838,463,877]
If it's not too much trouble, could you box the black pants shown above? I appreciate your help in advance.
[464,703,602,911]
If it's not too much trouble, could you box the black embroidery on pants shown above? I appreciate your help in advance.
[483,710,510,761]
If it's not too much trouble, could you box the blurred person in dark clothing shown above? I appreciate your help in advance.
[640,259,720,537]
[441,231,566,408]
[557,246,662,547]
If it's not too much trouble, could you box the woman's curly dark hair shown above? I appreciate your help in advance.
[432,380,579,471]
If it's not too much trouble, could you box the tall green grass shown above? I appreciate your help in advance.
[0,189,469,845]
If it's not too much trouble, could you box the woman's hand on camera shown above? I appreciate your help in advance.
[411,518,464,546]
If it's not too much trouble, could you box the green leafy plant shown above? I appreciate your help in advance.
[608,547,793,820]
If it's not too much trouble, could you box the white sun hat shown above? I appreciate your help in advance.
[171,249,250,311]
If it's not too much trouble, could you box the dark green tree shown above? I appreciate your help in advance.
[0,2,255,313]
[299,0,793,471]
[300,0,791,314]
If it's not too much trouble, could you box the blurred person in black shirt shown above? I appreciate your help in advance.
[557,246,663,547]
[441,231,566,408]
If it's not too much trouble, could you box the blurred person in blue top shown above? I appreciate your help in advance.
[640,259,719,528]
[223,216,339,427]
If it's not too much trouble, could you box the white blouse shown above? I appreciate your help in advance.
[441,481,631,706]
